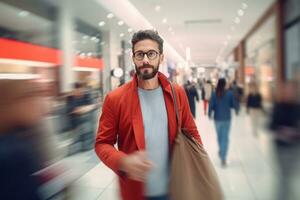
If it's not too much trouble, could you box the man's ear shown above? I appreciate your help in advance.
[159,53,164,63]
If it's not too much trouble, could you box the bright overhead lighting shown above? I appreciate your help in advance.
[100,41,105,45]
[98,21,105,26]
[238,9,244,16]
[226,35,232,40]
[118,20,124,26]
[91,36,97,41]
[83,35,89,40]
[162,18,167,23]
[107,13,114,19]
[242,3,248,9]
[168,27,173,31]
[234,17,240,24]
[128,28,133,33]
[120,33,125,37]
[18,11,30,17]
[87,52,93,57]
[155,5,161,12]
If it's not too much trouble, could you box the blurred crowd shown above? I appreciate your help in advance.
[0,79,101,199]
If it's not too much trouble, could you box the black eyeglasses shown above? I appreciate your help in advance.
[133,50,159,61]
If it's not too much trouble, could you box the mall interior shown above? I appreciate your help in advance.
[0,0,299,200]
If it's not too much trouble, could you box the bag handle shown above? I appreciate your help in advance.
[170,83,180,129]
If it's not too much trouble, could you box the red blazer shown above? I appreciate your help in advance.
[95,72,202,200]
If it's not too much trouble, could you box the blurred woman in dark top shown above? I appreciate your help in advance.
[246,82,264,137]
[209,78,239,167]
[270,81,300,200]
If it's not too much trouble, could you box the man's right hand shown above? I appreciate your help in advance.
[119,151,153,182]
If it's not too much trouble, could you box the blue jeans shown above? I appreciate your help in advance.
[146,195,169,200]
[215,121,231,161]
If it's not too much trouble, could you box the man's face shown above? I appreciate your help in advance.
[132,39,164,80]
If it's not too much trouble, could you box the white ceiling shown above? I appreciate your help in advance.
[128,0,275,65]
[0,0,276,66]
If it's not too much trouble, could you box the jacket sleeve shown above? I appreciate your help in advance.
[94,94,127,175]
[176,86,202,144]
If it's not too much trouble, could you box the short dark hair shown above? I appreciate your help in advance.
[131,30,164,53]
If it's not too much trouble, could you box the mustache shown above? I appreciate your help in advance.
[139,64,154,69]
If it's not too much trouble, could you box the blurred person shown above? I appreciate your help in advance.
[95,30,202,200]
[202,80,213,115]
[270,81,300,200]
[67,82,95,152]
[246,82,264,137]
[184,80,199,118]
[0,80,46,200]
[230,80,244,109]
[209,78,239,167]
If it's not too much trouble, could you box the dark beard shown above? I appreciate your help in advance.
[135,64,159,80]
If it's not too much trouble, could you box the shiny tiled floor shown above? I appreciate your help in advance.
[68,102,295,200]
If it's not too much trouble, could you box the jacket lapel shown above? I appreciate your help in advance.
[130,76,146,150]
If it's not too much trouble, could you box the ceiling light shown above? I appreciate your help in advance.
[242,3,248,9]
[98,21,105,26]
[155,5,161,12]
[87,52,93,57]
[100,41,105,45]
[120,33,125,37]
[107,13,114,19]
[234,17,240,24]
[83,35,89,40]
[162,18,167,23]
[238,9,244,16]
[18,11,29,17]
[118,20,124,26]
[128,28,133,33]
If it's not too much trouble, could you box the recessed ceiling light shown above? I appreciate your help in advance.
[118,21,124,26]
[128,28,133,33]
[238,9,244,16]
[107,13,114,19]
[18,11,29,17]
[120,33,125,37]
[98,21,105,26]
[155,5,161,12]
[162,18,167,23]
[234,17,240,24]
[242,3,248,9]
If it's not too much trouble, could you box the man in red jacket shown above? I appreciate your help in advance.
[95,30,202,200]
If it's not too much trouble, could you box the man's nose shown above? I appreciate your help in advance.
[142,54,150,64]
